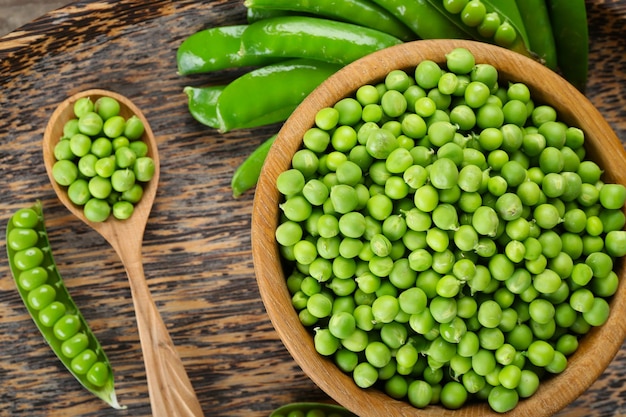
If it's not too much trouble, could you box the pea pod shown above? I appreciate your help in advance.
[545,0,589,92]
[246,7,294,23]
[481,0,530,46]
[176,25,280,75]
[215,59,342,132]
[370,0,467,39]
[183,85,226,128]
[269,402,357,417]
[239,16,403,66]
[243,0,416,41]
[515,0,557,69]
[6,202,123,409]
[231,134,277,198]
[425,0,532,58]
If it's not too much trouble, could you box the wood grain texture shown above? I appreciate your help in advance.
[0,1,625,416]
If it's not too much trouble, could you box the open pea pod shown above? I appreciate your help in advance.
[425,0,532,58]
[269,402,357,417]
[6,202,123,409]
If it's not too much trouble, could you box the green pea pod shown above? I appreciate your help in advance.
[176,25,280,75]
[183,85,226,128]
[515,0,558,69]
[231,134,277,198]
[243,0,416,41]
[239,16,403,66]
[370,0,467,39]
[545,0,589,92]
[216,59,342,132]
[246,7,295,23]
[6,202,123,409]
[481,0,530,47]
[269,402,357,417]
[424,0,532,58]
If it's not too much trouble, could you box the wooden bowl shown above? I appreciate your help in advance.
[251,40,626,416]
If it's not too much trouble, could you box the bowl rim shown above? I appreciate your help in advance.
[252,39,626,417]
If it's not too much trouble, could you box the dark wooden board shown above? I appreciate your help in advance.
[0,1,625,416]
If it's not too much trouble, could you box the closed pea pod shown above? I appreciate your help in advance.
[215,59,342,132]
[176,25,280,75]
[6,202,122,408]
[515,0,557,69]
[243,0,416,41]
[240,16,402,66]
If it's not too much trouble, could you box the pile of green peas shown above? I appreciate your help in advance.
[276,47,626,413]
[51,95,155,222]
[443,0,517,47]
[6,204,119,403]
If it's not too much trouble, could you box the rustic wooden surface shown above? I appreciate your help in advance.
[0,1,624,416]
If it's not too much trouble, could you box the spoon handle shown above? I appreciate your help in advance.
[120,248,205,417]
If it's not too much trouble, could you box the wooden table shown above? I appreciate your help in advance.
[1,1,625,416]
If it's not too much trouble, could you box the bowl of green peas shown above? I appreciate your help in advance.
[252,39,626,416]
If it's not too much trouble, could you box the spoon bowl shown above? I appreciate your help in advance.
[42,89,204,417]
[42,89,159,235]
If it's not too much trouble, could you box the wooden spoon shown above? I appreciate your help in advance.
[42,89,204,417]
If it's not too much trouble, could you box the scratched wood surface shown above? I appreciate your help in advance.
[0,1,625,416]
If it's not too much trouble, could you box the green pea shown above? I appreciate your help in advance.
[121,184,144,203]
[90,137,113,158]
[445,47,475,75]
[78,112,103,136]
[599,183,626,209]
[126,140,147,158]
[54,314,82,341]
[13,246,45,271]
[26,284,56,311]
[8,227,39,251]
[67,179,92,206]
[315,107,339,131]
[112,136,130,151]
[70,349,98,375]
[11,208,39,229]
[61,333,90,358]
[38,301,67,327]
[63,118,80,138]
[123,115,145,140]
[415,60,442,89]
[54,139,74,160]
[17,267,48,291]
[94,96,120,120]
[110,169,136,193]
[83,198,112,222]
[73,97,94,118]
[87,361,110,387]
[102,115,126,138]
[112,201,135,220]
[52,159,79,186]
[133,156,156,182]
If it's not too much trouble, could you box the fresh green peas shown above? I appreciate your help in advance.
[51,95,155,222]
[275,50,625,414]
